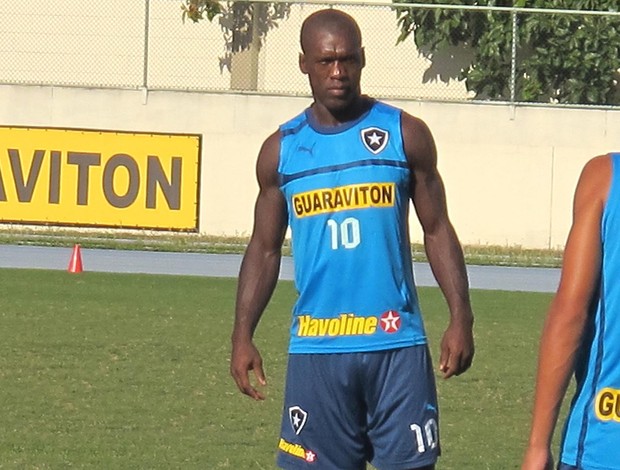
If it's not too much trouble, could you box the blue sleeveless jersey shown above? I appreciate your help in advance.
[560,152,620,469]
[278,100,427,354]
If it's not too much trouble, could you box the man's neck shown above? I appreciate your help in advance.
[310,96,372,127]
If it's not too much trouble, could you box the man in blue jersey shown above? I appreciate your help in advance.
[522,153,620,470]
[231,8,475,470]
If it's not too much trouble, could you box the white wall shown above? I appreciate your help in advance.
[1,84,619,249]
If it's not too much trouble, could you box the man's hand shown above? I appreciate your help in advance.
[230,340,267,400]
[521,445,554,470]
[439,316,474,378]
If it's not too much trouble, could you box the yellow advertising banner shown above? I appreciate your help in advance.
[0,126,201,230]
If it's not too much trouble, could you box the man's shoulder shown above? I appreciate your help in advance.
[280,109,309,134]
[582,154,612,179]
[369,99,402,116]
[366,98,426,127]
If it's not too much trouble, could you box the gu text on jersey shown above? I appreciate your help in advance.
[595,387,620,422]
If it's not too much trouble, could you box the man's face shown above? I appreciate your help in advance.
[299,27,365,115]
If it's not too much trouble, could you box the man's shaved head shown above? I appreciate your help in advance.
[297,8,367,123]
[300,9,362,53]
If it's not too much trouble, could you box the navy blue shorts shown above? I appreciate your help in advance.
[276,345,439,470]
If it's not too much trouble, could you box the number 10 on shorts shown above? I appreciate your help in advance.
[410,418,438,454]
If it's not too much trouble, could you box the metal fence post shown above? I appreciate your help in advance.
[510,8,517,105]
[143,0,151,90]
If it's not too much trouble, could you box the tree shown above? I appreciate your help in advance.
[393,0,620,105]
[182,1,290,72]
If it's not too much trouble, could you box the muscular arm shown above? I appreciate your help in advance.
[230,131,288,400]
[402,112,474,378]
[522,155,610,470]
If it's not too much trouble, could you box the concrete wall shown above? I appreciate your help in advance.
[2,83,619,249]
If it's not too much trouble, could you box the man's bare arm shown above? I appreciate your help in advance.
[521,155,610,470]
[402,112,474,378]
[230,131,288,400]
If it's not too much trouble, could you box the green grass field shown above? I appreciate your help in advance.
[0,268,562,469]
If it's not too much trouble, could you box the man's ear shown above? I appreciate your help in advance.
[299,52,308,74]
[360,47,366,69]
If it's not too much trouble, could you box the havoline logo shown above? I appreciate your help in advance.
[278,438,317,463]
[296,313,378,337]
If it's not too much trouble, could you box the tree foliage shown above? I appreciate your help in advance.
[393,0,620,105]
[182,1,290,65]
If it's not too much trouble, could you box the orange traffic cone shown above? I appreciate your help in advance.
[68,244,83,273]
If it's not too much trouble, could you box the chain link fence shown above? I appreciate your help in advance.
[0,1,618,106]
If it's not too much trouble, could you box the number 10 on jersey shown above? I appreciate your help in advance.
[327,217,361,250]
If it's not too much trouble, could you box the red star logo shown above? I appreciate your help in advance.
[305,450,316,462]
[380,310,401,333]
